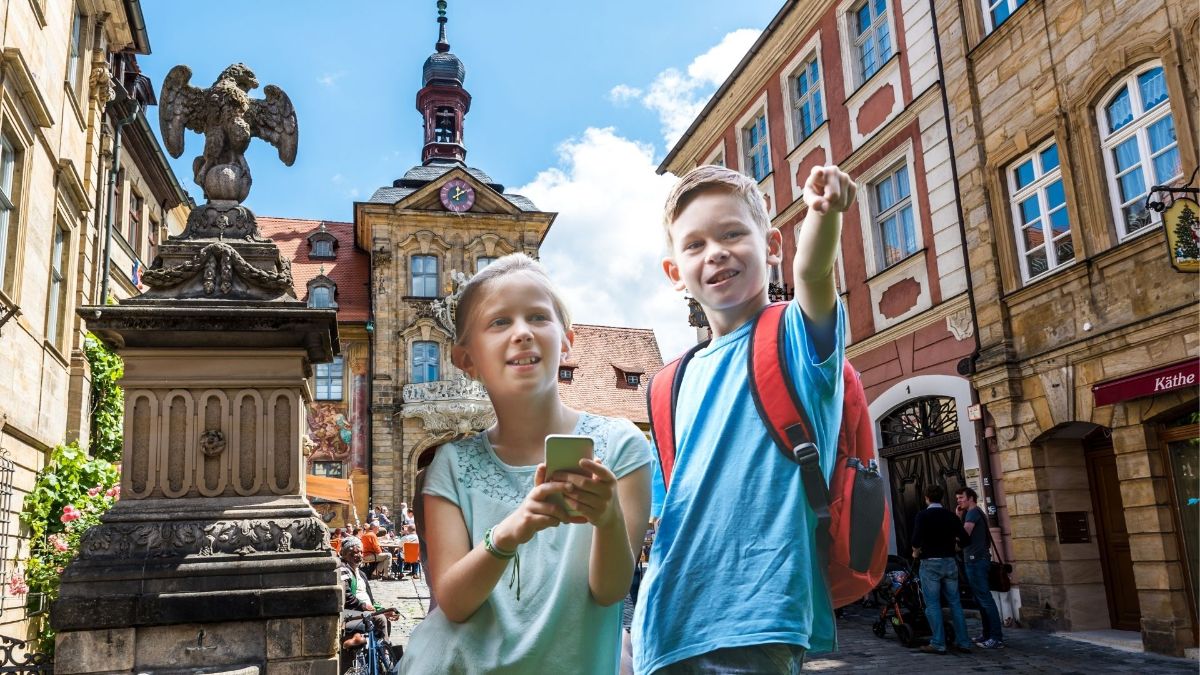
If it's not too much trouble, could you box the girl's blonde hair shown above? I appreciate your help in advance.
[452,253,572,345]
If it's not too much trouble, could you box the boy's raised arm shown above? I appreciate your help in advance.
[793,166,856,329]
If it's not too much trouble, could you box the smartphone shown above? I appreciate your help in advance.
[544,434,594,518]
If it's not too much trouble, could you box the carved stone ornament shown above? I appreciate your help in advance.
[198,429,226,457]
[402,373,488,403]
[141,241,292,296]
[89,59,115,104]
[946,308,974,341]
[78,516,329,560]
[402,400,495,435]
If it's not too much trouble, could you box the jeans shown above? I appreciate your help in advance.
[919,557,971,650]
[653,643,807,674]
[964,557,1003,641]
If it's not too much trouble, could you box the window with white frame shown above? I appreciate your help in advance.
[0,133,16,290]
[1009,141,1073,281]
[984,0,1027,32]
[67,9,85,93]
[852,0,892,83]
[46,223,69,346]
[871,163,917,269]
[411,341,440,383]
[315,356,343,400]
[410,255,439,297]
[1099,65,1182,239]
[790,54,825,143]
[743,113,770,182]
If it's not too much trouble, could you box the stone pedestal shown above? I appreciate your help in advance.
[56,302,341,674]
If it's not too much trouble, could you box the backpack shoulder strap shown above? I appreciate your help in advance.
[647,341,706,491]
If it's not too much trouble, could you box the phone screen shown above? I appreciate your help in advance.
[544,435,594,518]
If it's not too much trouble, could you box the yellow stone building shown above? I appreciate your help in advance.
[935,0,1198,656]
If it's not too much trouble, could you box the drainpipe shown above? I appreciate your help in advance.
[928,0,998,521]
[99,99,140,305]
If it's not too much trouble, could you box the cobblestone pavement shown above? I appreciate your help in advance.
[373,578,1197,672]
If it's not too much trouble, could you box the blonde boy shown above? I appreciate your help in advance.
[632,165,856,673]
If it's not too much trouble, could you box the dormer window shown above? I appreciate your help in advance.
[613,362,645,388]
[307,223,338,260]
[625,373,641,387]
[307,274,338,309]
[559,367,575,382]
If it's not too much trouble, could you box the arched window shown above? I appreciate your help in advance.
[411,341,440,383]
[309,285,334,308]
[880,396,958,450]
[1098,64,1182,239]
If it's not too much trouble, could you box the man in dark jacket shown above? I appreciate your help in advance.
[339,537,398,637]
[911,484,972,655]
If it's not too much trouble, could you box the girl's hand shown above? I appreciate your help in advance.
[555,458,620,528]
[804,165,857,215]
[493,464,571,550]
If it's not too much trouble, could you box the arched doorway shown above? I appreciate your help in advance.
[879,396,967,556]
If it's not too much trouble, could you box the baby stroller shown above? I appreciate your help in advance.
[870,556,952,647]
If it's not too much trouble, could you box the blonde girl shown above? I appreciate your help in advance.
[399,253,652,674]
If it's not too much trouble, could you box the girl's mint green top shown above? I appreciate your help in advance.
[399,412,651,675]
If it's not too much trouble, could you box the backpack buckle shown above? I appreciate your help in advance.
[792,442,819,467]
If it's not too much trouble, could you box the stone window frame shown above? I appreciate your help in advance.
[1007,138,1076,284]
[844,0,894,88]
[44,217,71,351]
[464,233,515,273]
[981,0,1028,34]
[1095,62,1183,242]
[0,130,20,299]
[396,230,452,299]
[410,340,441,384]
[307,275,337,309]
[400,319,453,386]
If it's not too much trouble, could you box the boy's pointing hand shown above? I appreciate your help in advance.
[804,165,857,215]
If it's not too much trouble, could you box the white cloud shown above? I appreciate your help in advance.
[516,128,697,359]
[608,84,643,105]
[317,71,346,87]
[618,28,761,148]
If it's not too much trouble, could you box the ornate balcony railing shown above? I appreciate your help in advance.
[402,376,488,403]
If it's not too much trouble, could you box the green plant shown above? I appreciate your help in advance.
[13,442,119,653]
[83,333,123,464]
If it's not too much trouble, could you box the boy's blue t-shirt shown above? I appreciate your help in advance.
[633,300,846,673]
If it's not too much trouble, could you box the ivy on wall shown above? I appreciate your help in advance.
[83,333,123,464]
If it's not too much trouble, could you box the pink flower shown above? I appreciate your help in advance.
[60,505,81,523]
[105,485,120,499]
[8,574,27,596]
[87,486,101,497]
[48,534,68,552]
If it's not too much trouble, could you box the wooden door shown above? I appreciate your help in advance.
[886,442,967,557]
[1086,440,1142,631]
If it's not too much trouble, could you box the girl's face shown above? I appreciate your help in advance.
[452,272,573,398]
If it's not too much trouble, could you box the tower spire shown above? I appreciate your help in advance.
[436,0,449,53]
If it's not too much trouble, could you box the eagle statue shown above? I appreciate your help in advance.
[159,63,297,203]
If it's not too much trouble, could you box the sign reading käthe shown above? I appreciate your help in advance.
[1092,358,1200,407]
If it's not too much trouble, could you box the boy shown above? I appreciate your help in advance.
[632,164,856,673]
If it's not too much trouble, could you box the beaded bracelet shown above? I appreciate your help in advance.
[483,527,521,600]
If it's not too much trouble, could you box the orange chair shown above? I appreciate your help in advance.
[402,541,421,579]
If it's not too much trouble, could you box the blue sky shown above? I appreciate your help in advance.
[140,1,780,355]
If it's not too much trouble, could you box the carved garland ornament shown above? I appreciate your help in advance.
[78,516,329,560]
[141,241,292,295]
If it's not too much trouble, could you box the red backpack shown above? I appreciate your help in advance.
[647,302,889,609]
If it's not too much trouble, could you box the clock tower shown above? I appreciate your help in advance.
[355,0,556,511]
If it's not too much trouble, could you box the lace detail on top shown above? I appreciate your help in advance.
[454,413,613,507]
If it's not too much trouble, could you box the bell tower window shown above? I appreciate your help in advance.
[434,107,457,144]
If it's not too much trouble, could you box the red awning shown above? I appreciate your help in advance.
[1092,358,1199,407]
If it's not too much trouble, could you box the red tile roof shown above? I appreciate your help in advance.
[257,217,370,322]
[559,324,665,426]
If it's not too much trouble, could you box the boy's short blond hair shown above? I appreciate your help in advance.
[662,165,772,246]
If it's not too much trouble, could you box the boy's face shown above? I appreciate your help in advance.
[663,190,782,328]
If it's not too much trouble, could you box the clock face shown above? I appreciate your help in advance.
[440,178,475,213]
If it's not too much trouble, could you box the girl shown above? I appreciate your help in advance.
[399,254,652,674]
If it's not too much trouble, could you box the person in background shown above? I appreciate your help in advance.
[377,505,396,533]
[911,484,972,655]
[399,524,421,578]
[956,487,1004,649]
[361,523,395,580]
